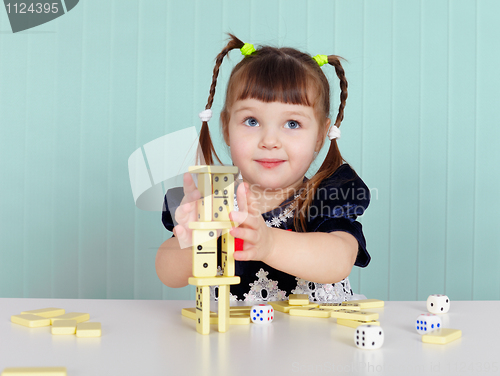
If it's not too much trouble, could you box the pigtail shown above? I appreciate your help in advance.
[293,55,351,232]
[198,34,245,165]
[328,55,348,127]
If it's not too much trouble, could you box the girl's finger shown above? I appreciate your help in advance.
[235,182,249,213]
[233,246,256,261]
[230,226,258,244]
[244,183,259,217]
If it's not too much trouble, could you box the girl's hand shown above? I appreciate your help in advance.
[229,182,276,263]
[173,172,201,249]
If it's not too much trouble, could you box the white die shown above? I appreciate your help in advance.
[415,313,442,334]
[427,294,450,314]
[354,325,384,349]
[251,304,274,324]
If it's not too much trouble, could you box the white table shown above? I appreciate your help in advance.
[0,298,498,376]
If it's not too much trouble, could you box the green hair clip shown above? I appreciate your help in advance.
[241,43,256,56]
[312,54,329,67]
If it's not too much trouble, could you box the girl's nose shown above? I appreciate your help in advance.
[258,127,281,149]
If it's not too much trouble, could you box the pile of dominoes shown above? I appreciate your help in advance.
[269,294,385,349]
[10,307,101,337]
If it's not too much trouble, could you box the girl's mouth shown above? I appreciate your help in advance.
[255,159,285,169]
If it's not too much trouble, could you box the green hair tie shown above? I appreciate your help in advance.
[313,54,329,67]
[241,43,256,56]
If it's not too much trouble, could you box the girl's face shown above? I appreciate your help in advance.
[225,98,329,194]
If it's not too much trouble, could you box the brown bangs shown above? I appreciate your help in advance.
[227,47,323,109]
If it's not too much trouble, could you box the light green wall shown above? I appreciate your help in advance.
[1,0,498,301]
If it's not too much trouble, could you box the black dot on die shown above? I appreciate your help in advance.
[441,307,444,311]
[379,331,382,335]
[431,303,434,306]
[356,341,359,345]
[372,342,375,346]
[446,299,449,303]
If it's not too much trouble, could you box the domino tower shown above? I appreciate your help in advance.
[187,165,240,334]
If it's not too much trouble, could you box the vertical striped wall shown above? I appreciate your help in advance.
[0,0,498,301]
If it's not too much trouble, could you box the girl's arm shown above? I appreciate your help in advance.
[229,182,359,284]
[155,235,193,288]
[264,229,358,284]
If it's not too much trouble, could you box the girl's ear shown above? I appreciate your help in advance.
[316,118,331,151]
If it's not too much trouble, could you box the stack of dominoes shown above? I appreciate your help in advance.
[185,165,241,335]
[10,307,101,337]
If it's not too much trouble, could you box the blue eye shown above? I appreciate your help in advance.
[243,117,259,127]
[285,120,301,129]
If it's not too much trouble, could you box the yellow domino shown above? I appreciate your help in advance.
[212,173,234,222]
[341,299,384,309]
[188,221,235,230]
[336,318,380,328]
[268,300,319,313]
[51,320,77,335]
[229,306,252,313]
[221,230,235,277]
[422,328,462,344]
[228,314,251,325]
[188,276,240,286]
[188,165,239,174]
[228,311,250,317]
[319,303,361,311]
[11,314,51,328]
[218,284,230,333]
[1,367,67,376]
[288,294,309,306]
[182,308,217,320]
[191,229,218,278]
[50,312,90,325]
[76,322,102,337]
[20,308,65,318]
[196,173,212,222]
[330,309,379,321]
[182,308,249,325]
[289,307,332,318]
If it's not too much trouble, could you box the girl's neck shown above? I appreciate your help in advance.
[243,179,302,215]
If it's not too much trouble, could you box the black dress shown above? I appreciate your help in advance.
[162,163,371,303]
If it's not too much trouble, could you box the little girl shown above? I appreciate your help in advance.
[156,34,371,303]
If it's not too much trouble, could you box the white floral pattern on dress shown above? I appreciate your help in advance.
[292,277,352,303]
[243,268,287,302]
